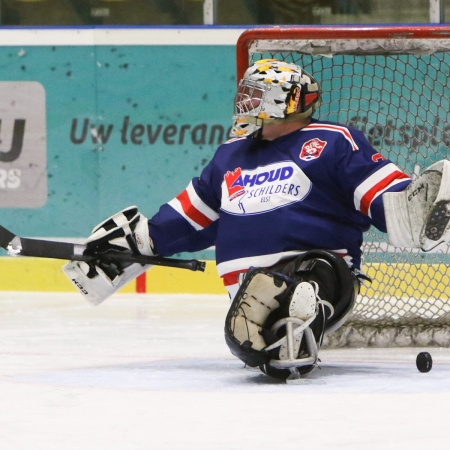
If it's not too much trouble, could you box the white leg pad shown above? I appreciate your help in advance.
[231,272,287,351]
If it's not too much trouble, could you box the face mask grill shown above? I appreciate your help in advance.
[234,81,266,117]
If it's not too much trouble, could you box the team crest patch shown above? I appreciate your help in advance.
[300,138,327,161]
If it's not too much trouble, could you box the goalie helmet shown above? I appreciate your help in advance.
[231,59,321,138]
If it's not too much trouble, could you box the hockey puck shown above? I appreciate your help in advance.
[416,352,433,373]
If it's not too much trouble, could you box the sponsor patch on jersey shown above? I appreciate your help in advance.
[221,161,311,215]
[224,167,246,200]
[299,138,327,161]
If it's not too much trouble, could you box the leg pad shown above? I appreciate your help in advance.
[224,268,288,367]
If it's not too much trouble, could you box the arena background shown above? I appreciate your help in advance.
[0,26,447,299]
[0,28,248,294]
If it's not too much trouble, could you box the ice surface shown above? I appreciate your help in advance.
[1,291,450,449]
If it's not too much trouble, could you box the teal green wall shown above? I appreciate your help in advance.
[0,44,236,258]
[2,40,450,264]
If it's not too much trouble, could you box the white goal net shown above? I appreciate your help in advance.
[237,26,450,347]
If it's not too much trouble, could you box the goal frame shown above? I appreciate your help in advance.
[235,25,450,347]
[236,25,450,80]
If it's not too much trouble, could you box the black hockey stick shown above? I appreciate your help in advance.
[0,224,206,272]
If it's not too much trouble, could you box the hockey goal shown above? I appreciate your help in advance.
[236,26,450,347]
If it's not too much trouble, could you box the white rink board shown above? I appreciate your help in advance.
[0,27,247,46]
[1,292,450,450]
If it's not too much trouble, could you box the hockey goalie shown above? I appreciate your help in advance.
[63,59,450,382]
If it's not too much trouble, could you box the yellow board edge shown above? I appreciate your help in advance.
[0,257,449,299]
[0,257,226,294]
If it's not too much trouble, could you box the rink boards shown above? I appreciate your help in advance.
[1,256,450,300]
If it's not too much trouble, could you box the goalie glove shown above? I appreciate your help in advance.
[63,206,154,305]
[384,160,450,251]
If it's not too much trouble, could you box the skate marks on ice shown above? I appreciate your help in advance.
[10,357,450,394]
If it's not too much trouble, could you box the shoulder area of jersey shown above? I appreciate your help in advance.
[306,118,353,132]
[223,136,248,145]
[309,119,366,136]
[214,136,252,151]
[304,119,364,148]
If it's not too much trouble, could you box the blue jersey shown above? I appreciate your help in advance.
[149,119,411,297]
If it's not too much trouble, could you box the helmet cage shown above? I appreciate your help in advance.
[231,60,321,138]
[233,77,306,123]
[234,80,267,117]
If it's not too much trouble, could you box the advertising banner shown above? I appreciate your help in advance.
[0,81,47,207]
[0,30,240,260]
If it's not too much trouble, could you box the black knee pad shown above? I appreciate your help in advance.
[275,250,359,333]
[257,251,359,381]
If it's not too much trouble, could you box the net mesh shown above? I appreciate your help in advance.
[247,38,450,347]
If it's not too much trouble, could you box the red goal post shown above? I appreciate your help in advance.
[236,26,450,348]
[236,25,450,80]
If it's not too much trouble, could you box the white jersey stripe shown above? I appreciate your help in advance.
[219,249,353,300]
[303,123,359,150]
[365,178,411,218]
[216,248,351,277]
[217,250,303,276]
[167,198,204,231]
[354,163,407,212]
[225,137,246,144]
[186,182,219,222]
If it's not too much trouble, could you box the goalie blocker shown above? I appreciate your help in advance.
[384,160,450,251]
[224,250,359,380]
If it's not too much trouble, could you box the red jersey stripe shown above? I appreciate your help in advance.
[360,171,410,215]
[305,123,359,150]
[222,270,247,287]
[176,190,213,228]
